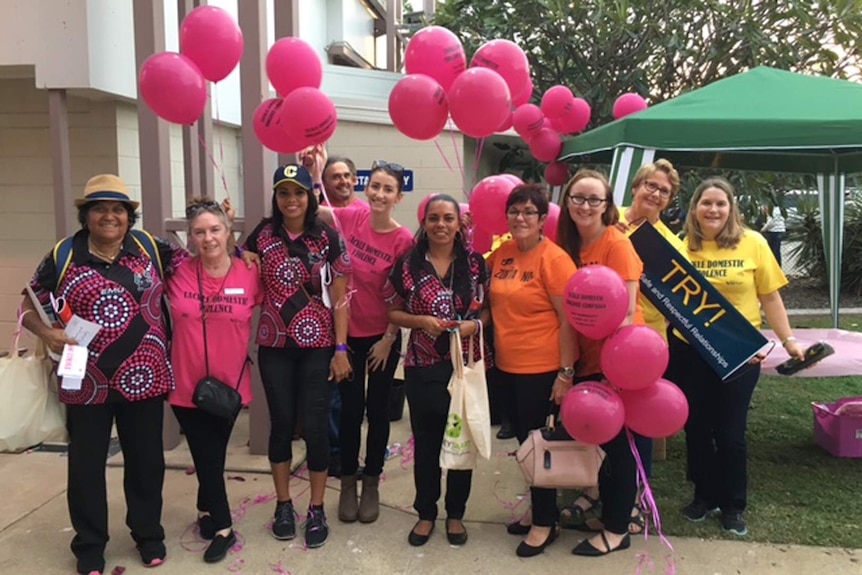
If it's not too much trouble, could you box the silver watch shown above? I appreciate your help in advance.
[558,366,575,379]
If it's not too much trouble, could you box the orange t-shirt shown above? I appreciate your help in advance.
[576,226,645,377]
[488,239,577,374]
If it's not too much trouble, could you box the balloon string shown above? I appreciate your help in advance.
[470,137,485,196]
[434,137,455,173]
[197,132,229,202]
[213,82,230,200]
[448,119,465,196]
[315,174,356,310]
[627,428,677,575]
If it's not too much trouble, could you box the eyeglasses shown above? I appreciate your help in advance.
[371,160,405,176]
[185,200,222,220]
[506,209,540,219]
[642,181,672,198]
[568,196,608,207]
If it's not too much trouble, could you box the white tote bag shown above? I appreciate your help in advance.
[0,317,67,453]
[460,325,492,460]
[440,330,477,470]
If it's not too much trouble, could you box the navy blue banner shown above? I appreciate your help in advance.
[629,223,768,380]
[355,169,414,192]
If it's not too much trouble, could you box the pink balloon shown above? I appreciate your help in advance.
[561,382,625,445]
[601,325,669,391]
[471,226,493,254]
[621,378,689,438]
[544,162,569,187]
[529,128,562,162]
[179,6,243,82]
[469,175,518,236]
[497,107,514,132]
[267,37,322,97]
[543,202,560,242]
[613,93,648,120]
[139,52,207,125]
[512,77,534,107]
[279,87,337,148]
[389,74,448,140]
[564,265,628,339]
[512,104,544,140]
[499,174,525,187]
[448,68,511,138]
[541,85,575,119]
[459,202,470,216]
[253,98,304,153]
[404,26,466,93]
[471,39,531,108]
[416,193,441,224]
[551,97,592,134]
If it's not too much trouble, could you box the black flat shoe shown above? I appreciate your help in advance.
[567,517,604,533]
[408,520,435,547]
[203,530,236,563]
[506,521,531,535]
[446,518,468,546]
[515,525,559,558]
[496,425,515,440]
[572,532,631,557]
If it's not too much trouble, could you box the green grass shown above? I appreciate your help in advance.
[647,374,862,547]
[786,314,862,331]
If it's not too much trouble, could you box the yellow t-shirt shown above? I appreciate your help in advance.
[619,209,685,340]
[684,230,787,329]
[487,239,578,374]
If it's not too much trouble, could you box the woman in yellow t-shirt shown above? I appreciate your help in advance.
[554,169,643,557]
[487,184,578,558]
[670,177,804,537]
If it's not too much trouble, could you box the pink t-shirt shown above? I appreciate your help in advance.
[333,206,414,337]
[166,256,263,408]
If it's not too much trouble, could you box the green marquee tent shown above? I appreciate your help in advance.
[558,66,862,327]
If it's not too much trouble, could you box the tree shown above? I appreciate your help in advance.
[433,0,862,127]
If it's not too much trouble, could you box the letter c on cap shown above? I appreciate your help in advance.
[284,165,298,178]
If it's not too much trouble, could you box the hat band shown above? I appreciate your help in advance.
[273,178,310,191]
[85,191,133,202]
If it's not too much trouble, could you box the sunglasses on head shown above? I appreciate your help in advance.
[371,160,406,176]
[185,200,222,220]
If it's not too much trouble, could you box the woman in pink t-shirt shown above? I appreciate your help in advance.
[309,149,415,524]
[165,198,263,564]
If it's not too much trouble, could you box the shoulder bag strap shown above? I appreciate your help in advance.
[196,262,211,378]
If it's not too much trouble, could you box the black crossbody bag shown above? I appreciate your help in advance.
[191,263,245,422]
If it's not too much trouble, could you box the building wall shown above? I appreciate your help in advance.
[0,79,120,342]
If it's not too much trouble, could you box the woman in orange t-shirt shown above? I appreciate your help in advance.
[487,184,577,558]
[555,169,643,557]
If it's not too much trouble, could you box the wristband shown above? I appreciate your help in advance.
[335,343,348,352]
[313,183,323,191]
[782,335,797,347]
[383,331,397,341]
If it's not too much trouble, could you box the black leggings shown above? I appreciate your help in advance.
[339,333,402,477]
[172,406,235,530]
[258,345,333,471]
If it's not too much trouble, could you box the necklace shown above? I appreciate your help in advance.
[197,258,233,320]
[425,251,456,315]
[88,240,121,262]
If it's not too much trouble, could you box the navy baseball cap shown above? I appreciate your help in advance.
[273,164,313,191]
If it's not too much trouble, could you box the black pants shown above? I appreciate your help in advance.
[258,346,333,471]
[498,369,559,527]
[668,336,760,513]
[405,364,472,521]
[339,333,402,477]
[172,406,235,530]
[765,231,784,267]
[66,395,166,573]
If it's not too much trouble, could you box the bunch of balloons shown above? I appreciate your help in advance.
[559,265,689,444]
[391,27,534,141]
[139,6,243,125]
[253,38,337,153]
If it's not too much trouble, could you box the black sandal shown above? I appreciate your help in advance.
[572,531,631,557]
[561,493,601,524]
[628,505,646,535]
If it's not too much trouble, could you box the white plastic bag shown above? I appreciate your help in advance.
[0,318,67,452]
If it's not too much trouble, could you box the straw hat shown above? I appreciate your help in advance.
[74,174,140,209]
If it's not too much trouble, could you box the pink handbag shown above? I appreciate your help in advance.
[515,416,605,489]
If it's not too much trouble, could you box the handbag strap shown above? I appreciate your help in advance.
[196,260,243,391]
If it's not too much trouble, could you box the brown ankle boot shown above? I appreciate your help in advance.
[338,474,359,523]
[358,474,380,523]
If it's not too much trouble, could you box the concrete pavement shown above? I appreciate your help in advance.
[1,410,860,575]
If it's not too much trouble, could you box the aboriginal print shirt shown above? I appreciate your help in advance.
[384,248,489,368]
[28,230,186,405]
[246,219,351,349]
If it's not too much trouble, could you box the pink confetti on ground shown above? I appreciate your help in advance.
[269,560,292,574]
[227,558,245,573]
[399,435,415,470]
[491,479,528,514]
[184,465,195,475]
[227,475,246,482]
[110,567,126,575]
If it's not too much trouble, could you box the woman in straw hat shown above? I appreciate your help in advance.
[20,174,187,575]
